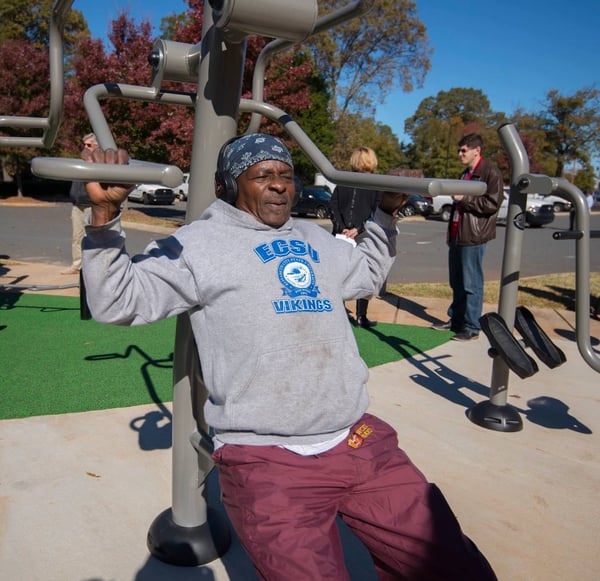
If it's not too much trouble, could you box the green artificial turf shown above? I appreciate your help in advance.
[1,292,450,420]
[352,321,451,368]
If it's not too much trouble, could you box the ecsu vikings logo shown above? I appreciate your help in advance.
[278,257,319,298]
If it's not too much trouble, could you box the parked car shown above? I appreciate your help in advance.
[291,186,332,219]
[496,188,554,228]
[399,194,433,217]
[430,194,454,222]
[176,173,189,201]
[128,184,176,205]
[537,194,571,213]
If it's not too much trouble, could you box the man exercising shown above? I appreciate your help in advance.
[81,133,496,580]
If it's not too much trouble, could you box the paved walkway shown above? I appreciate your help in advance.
[2,261,600,580]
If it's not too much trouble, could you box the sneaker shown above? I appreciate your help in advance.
[356,316,377,328]
[431,320,454,331]
[60,266,80,275]
[451,330,480,342]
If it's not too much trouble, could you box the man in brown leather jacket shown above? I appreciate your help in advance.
[433,133,504,341]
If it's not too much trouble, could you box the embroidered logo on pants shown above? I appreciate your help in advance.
[347,423,373,448]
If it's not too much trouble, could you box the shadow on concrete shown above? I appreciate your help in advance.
[365,325,593,433]
[85,345,174,450]
[512,396,592,434]
[377,291,445,326]
[554,326,600,348]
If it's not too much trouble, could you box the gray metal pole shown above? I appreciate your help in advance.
[0,0,73,148]
[467,123,528,431]
[147,4,245,565]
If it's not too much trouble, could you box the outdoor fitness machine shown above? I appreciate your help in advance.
[467,123,600,433]
[1,0,596,568]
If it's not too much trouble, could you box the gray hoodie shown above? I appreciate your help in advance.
[83,199,398,446]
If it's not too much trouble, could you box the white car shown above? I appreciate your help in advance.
[497,189,554,228]
[430,195,454,222]
[176,173,190,201]
[536,194,571,213]
[128,184,176,205]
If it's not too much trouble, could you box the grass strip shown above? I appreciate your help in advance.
[1,292,449,420]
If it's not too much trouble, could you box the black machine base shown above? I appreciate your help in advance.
[467,400,523,432]
[147,507,231,567]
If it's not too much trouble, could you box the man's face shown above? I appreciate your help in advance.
[458,145,480,168]
[235,160,295,227]
[83,139,98,153]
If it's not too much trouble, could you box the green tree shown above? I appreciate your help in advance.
[308,0,430,119]
[404,88,506,178]
[506,108,555,176]
[572,162,596,192]
[306,0,430,166]
[331,115,407,175]
[0,0,88,52]
[538,87,600,178]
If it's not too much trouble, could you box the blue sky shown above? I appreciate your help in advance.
[79,0,599,146]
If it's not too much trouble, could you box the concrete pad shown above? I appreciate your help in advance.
[2,260,600,580]
[0,260,80,297]
[2,337,599,580]
[368,337,600,581]
[0,405,256,581]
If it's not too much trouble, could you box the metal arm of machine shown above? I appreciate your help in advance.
[516,173,600,372]
[247,0,376,133]
[0,0,73,148]
[239,99,486,198]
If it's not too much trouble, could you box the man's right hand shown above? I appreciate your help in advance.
[82,147,132,225]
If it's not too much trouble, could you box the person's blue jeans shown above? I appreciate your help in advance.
[448,241,486,333]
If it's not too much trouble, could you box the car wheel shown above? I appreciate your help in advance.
[440,205,452,222]
[401,204,416,217]
[553,202,565,213]
[316,206,327,219]
[142,193,150,205]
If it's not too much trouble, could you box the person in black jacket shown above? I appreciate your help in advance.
[432,133,504,341]
[61,133,98,274]
[330,146,381,328]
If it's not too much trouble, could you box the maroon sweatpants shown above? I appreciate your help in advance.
[212,413,496,580]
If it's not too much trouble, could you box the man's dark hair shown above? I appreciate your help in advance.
[458,133,484,151]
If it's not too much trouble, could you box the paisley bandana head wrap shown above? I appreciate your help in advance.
[222,133,293,179]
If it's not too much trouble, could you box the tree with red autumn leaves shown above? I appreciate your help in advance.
[0,39,52,189]
[61,3,327,180]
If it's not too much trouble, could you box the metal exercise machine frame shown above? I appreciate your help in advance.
[8,0,597,568]
[3,0,481,566]
[467,123,600,433]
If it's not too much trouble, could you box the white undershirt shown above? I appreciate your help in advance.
[213,428,350,456]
